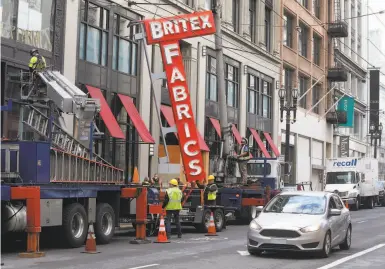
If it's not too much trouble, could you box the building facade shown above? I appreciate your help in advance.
[1,0,66,138]
[332,0,369,159]
[61,0,282,182]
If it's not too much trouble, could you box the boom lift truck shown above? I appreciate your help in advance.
[0,69,163,254]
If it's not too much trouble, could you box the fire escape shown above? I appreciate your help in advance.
[325,0,349,124]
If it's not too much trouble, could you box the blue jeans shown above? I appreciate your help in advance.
[165,210,182,237]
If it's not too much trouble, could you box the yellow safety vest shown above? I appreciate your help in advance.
[29,55,46,71]
[207,190,217,201]
[165,187,182,211]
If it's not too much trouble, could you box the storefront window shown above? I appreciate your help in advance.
[1,0,54,51]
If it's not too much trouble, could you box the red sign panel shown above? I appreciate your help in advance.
[143,11,216,45]
[143,11,216,182]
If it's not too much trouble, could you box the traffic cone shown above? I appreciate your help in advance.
[345,201,349,210]
[205,211,218,236]
[82,223,100,254]
[132,167,139,183]
[154,214,170,243]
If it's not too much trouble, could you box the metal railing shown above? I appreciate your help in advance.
[50,148,124,184]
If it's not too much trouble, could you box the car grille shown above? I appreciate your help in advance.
[260,229,301,238]
[259,244,299,250]
[338,191,348,197]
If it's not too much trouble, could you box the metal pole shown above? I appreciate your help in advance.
[214,0,230,157]
[374,137,378,159]
[284,110,291,181]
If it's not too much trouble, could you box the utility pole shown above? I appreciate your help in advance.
[213,0,231,157]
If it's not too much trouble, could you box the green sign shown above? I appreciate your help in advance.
[337,96,355,128]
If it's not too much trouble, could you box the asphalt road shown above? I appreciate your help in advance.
[2,207,385,269]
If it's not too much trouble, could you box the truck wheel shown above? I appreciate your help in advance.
[214,209,225,232]
[62,203,88,248]
[351,197,360,211]
[95,203,115,244]
[195,209,211,233]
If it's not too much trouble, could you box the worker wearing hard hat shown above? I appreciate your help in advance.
[162,178,184,239]
[237,137,251,185]
[196,175,218,206]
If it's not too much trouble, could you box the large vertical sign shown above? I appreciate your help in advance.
[143,11,216,182]
[337,96,355,128]
[370,70,380,127]
[339,136,350,157]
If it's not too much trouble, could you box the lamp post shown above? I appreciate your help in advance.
[279,87,299,182]
[369,122,383,159]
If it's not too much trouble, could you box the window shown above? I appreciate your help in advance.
[283,12,294,48]
[332,195,344,209]
[265,7,272,52]
[1,0,54,51]
[205,118,221,173]
[112,14,139,75]
[180,0,194,7]
[225,63,239,107]
[313,33,322,66]
[298,76,308,108]
[284,68,294,90]
[206,56,217,101]
[312,0,321,19]
[232,0,239,32]
[249,0,257,42]
[79,0,109,66]
[312,84,321,114]
[247,74,259,114]
[298,22,309,58]
[299,0,309,8]
[262,81,272,118]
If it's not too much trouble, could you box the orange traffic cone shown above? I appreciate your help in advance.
[154,214,170,243]
[345,201,349,210]
[205,211,218,236]
[82,223,100,254]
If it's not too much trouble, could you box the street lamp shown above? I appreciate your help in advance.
[369,122,383,158]
[279,87,299,183]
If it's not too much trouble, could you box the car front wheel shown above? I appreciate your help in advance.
[339,225,352,250]
[319,231,332,258]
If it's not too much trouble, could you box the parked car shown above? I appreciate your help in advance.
[247,191,352,258]
[376,181,385,206]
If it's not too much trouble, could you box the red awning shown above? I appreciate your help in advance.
[118,94,155,144]
[231,124,242,145]
[86,85,125,139]
[209,117,221,137]
[160,105,209,152]
[263,132,280,157]
[249,128,271,158]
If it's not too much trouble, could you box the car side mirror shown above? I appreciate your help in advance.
[256,206,264,212]
[329,209,342,216]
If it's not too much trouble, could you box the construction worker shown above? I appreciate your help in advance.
[238,137,251,185]
[196,175,218,206]
[29,49,46,73]
[151,174,162,189]
[162,179,183,239]
[142,177,151,187]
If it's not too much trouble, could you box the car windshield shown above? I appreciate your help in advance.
[326,171,357,184]
[264,195,326,215]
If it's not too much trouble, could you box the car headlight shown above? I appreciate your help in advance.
[300,224,321,233]
[249,220,262,231]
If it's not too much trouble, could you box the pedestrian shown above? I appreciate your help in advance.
[196,175,218,206]
[162,178,183,239]
[237,137,251,185]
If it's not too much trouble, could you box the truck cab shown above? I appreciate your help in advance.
[324,158,378,210]
[246,158,284,190]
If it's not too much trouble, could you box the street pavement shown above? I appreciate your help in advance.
[2,207,385,269]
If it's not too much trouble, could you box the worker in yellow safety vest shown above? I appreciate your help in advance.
[196,175,218,206]
[162,179,184,239]
[237,137,251,185]
[29,49,46,73]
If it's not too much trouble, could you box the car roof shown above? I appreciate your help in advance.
[278,191,331,197]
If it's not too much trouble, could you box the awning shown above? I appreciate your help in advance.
[263,132,280,157]
[118,94,155,144]
[209,117,221,137]
[160,105,209,152]
[249,128,271,158]
[231,124,242,145]
[86,85,125,139]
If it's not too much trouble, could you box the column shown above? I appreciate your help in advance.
[258,0,266,47]
[239,64,247,137]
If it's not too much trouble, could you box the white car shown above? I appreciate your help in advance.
[247,191,352,258]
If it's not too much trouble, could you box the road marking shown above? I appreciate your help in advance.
[237,250,250,256]
[357,220,367,224]
[316,243,385,269]
[128,264,160,269]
